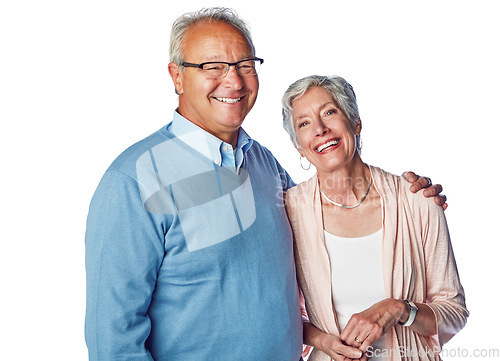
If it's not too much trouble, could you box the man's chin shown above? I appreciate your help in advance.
[218,112,248,128]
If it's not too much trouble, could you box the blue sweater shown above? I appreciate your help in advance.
[85,114,303,360]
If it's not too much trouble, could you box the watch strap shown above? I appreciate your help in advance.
[400,299,418,327]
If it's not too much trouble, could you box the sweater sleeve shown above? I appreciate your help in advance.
[413,189,469,348]
[85,170,166,360]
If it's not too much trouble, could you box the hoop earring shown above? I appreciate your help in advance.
[356,134,363,152]
[300,155,311,170]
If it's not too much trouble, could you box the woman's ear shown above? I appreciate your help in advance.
[295,145,304,157]
[355,118,362,135]
[168,62,183,95]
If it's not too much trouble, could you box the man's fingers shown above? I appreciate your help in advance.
[421,185,448,210]
[423,184,442,197]
[402,171,418,183]
[409,176,429,193]
[434,194,447,206]
[418,176,432,189]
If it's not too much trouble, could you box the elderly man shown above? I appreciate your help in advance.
[85,7,444,361]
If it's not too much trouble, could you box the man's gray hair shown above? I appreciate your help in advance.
[281,75,361,151]
[169,7,255,65]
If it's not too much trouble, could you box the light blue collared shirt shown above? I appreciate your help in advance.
[168,111,252,173]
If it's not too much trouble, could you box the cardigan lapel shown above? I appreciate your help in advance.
[369,166,399,299]
[310,175,340,335]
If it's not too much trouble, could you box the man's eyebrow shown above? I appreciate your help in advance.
[200,55,255,63]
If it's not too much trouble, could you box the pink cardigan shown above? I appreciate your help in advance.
[286,166,468,361]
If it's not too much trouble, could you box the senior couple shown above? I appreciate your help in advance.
[85,7,467,361]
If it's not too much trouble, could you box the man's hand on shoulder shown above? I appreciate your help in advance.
[402,171,448,210]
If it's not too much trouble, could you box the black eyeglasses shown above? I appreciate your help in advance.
[181,57,264,79]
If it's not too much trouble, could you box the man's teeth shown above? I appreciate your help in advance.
[215,97,241,104]
[316,140,339,152]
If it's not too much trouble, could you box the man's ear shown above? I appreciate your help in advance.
[168,62,183,95]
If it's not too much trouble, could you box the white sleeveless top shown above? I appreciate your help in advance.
[324,229,386,360]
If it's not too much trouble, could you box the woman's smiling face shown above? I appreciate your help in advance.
[292,86,361,176]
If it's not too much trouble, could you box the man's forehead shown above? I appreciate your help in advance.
[182,21,254,61]
[184,21,239,40]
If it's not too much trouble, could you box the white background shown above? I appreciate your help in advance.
[1,1,499,359]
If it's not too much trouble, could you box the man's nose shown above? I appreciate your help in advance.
[223,66,244,89]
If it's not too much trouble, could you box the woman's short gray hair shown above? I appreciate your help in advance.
[169,7,255,65]
[281,75,361,150]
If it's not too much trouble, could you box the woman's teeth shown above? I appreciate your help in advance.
[215,97,241,104]
[316,139,339,152]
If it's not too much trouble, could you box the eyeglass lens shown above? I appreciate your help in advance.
[202,60,260,79]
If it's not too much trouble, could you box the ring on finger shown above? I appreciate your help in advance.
[425,177,432,185]
[354,337,362,344]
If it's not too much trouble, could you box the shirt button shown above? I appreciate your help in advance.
[222,145,229,151]
[214,159,220,165]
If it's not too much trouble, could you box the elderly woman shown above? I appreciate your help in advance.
[283,75,468,361]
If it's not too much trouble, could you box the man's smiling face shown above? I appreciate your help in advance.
[170,20,259,147]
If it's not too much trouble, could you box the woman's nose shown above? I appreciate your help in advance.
[314,120,328,137]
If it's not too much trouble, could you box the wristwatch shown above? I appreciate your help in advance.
[399,299,418,327]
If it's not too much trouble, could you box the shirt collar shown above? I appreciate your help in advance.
[168,111,253,167]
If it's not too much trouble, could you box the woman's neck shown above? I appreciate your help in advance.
[317,156,371,204]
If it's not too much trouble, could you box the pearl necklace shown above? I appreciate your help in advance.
[319,178,372,209]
